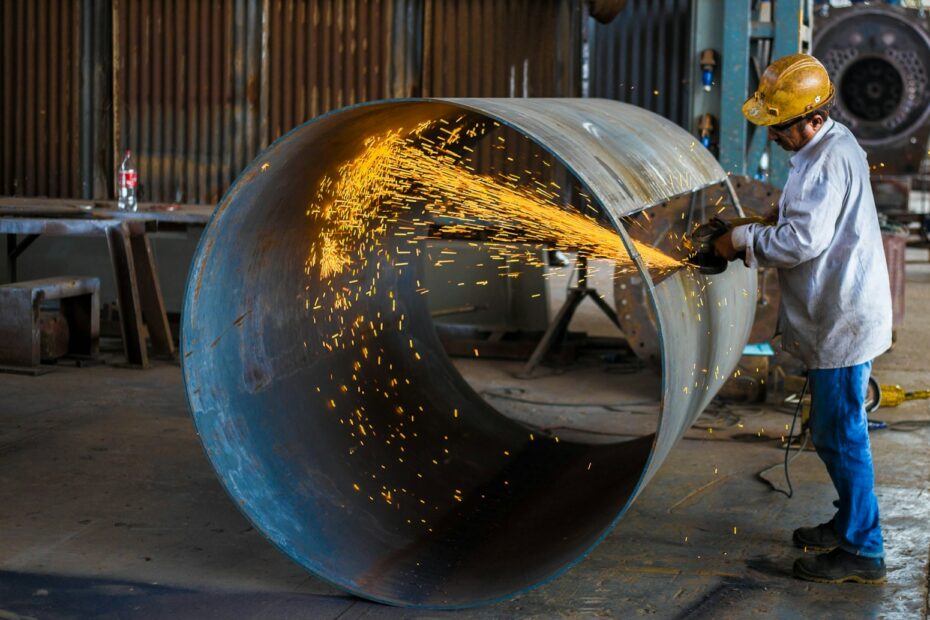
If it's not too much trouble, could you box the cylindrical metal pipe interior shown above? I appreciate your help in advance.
[182,98,756,608]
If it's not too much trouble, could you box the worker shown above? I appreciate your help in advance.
[714,53,892,584]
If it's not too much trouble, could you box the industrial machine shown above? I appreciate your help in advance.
[813,3,930,176]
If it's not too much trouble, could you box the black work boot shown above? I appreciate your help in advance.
[793,518,840,552]
[793,548,887,584]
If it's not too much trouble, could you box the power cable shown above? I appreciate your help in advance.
[757,377,808,498]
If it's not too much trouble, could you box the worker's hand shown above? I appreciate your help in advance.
[713,229,739,261]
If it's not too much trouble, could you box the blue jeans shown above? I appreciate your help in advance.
[808,361,884,558]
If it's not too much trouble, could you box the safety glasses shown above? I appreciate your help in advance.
[770,115,809,134]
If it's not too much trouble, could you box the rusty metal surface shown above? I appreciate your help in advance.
[589,0,692,127]
[0,276,99,370]
[420,0,584,185]
[613,191,696,368]
[0,0,82,198]
[182,97,755,607]
[39,312,71,361]
[266,0,413,137]
[113,0,263,205]
[422,0,582,98]
[112,0,430,205]
[0,0,700,207]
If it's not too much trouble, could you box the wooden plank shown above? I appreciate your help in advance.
[106,222,149,368]
[130,231,176,359]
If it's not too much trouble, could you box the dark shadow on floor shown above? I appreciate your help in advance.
[0,570,358,620]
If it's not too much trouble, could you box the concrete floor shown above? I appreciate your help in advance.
[1,256,929,619]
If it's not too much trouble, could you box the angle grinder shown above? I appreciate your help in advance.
[686,216,767,274]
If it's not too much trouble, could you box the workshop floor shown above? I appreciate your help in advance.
[1,255,928,619]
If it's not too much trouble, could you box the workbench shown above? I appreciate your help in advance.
[0,198,213,368]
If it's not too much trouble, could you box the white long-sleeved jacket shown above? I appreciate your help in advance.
[731,118,892,369]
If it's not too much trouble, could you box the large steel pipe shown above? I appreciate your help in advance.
[182,99,755,608]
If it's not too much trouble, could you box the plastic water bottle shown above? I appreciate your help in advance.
[117,150,138,211]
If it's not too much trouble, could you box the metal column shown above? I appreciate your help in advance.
[698,0,811,188]
[719,1,752,178]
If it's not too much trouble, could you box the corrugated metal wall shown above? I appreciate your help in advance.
[117,0,583,204]
[114,0,264,205]
[589,0,692,128]
[115,0,423,204]
[422,0,582,97]
[266,0,416,140]
[3,0,692,204]
[420,0,583,188]
[0,1,82,197]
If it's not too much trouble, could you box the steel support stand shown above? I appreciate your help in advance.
[518,256,621,378]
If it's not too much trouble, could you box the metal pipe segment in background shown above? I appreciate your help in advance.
[182,98,756,608]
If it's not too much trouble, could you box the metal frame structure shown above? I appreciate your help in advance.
[692,0,813,188]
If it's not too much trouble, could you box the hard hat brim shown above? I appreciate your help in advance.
[741,89,834,127]
[741,96,774,126]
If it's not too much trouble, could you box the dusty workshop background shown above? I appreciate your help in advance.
[0,0,691,309]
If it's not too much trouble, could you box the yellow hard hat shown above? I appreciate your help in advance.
[742,54,834,126]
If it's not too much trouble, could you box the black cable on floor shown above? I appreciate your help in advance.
[757,376,809,498]
[886,419,930,432]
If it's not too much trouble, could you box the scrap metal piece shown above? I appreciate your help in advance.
[0,276,99,374]
[182,98,756,608]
